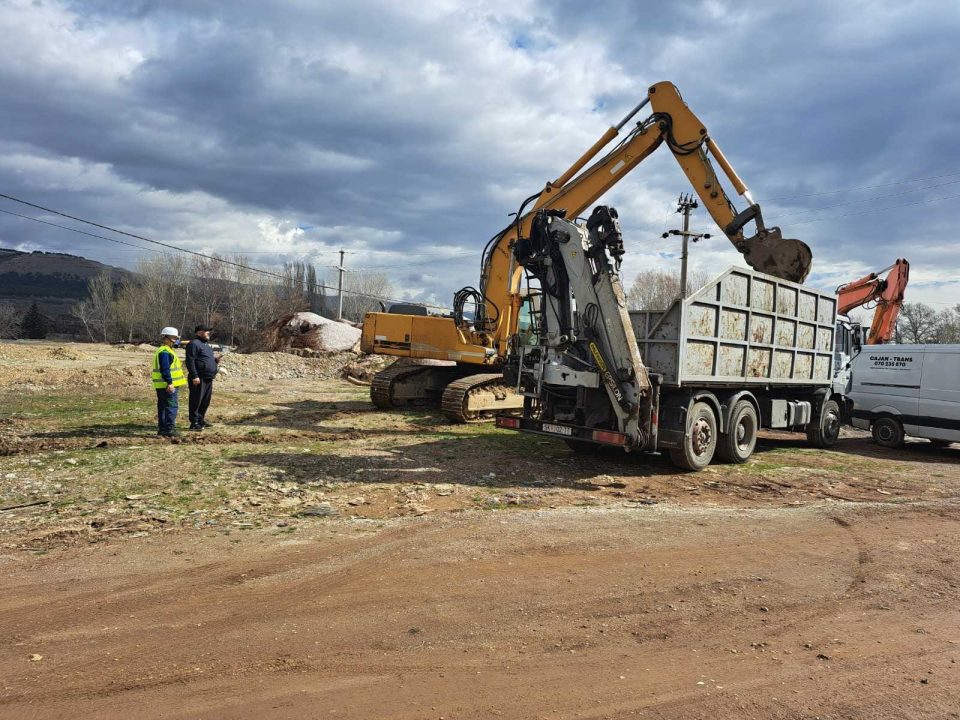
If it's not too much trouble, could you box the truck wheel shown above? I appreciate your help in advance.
[872,417,904,448]
[716,400,758,464]
[806,399,841,448]
[668,401,717,471]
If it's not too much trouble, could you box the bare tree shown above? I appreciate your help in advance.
[113,276,143,343]
[0,302,20,339]
[66,250,397,347]
[72,299,96,342]
[83,271,116,342]
[626,269,709,312]
[136,254,190,339]
[189,254,231,328]
[341,271,393,322]
[306,264,326,314]
[227,254,281,348]
[896,302,939,344]
[275,261,310,317]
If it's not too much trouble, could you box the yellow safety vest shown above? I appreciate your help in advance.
[152,345,188,389]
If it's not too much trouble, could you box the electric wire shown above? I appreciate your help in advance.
[0,193,448,310]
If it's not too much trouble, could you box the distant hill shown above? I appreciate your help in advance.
[0,248,134,333]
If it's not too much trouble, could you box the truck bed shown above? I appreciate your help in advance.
[630,266,836,387]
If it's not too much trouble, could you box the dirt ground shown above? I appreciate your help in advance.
[1,341,959,718]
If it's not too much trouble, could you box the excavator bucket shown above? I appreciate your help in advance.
[740,228,812,284]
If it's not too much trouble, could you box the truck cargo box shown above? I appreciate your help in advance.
[630,266,836,387]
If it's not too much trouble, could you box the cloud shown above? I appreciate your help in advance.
[0,0,957,310]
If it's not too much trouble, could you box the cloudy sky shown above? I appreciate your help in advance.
[0,0,958,309]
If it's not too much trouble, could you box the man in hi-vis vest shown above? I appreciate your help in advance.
[152,327,188,437]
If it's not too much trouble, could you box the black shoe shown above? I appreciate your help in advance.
[159,430,180,437]
[188,424,203,432]
[201,421,214,428]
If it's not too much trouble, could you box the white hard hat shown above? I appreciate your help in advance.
[160,326,180,338]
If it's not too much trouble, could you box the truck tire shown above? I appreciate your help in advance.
[872,416,904,448]
[668,401,717,471]
[716,399,758,464]
[806,398,841,448]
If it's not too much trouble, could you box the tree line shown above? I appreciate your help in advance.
[1,263,957,346]
[894,302,960,344]
[0,254,394,346]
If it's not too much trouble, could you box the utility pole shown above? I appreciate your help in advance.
[662,193,711,298]
[337,249,345,321]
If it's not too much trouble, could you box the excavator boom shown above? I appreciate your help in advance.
[479,81,811,344]
[837,258,910,344]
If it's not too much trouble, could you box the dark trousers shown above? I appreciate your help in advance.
[156,388,179,435]
[189,378,214,426]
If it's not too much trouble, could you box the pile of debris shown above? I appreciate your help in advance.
[260,312,362,354]
[216,351,357,383]
[48,346,92,361]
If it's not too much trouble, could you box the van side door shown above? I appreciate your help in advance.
[850,349,922,436]
[918,350,960,442]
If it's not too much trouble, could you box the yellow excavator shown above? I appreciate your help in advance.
[360,81,812,421]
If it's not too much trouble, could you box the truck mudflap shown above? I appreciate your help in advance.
[495,416,630,448]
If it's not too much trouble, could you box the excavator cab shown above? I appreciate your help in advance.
[516,290,542,347]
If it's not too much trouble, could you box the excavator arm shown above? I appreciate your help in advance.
[836,258,909,344]
[479,81,812,349]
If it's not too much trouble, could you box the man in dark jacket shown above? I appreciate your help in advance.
[185,324,220,431]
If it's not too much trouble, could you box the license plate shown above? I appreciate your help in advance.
[541,422,572,436]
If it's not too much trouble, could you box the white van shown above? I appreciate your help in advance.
[844,345,960,448]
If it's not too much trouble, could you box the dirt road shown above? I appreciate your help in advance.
[2,502,958,719]
[2,341,960,718]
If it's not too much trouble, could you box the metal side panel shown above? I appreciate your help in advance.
[630,266,837,387]
[631,301,682,384]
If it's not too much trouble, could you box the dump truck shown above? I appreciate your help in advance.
[498,207,843,470]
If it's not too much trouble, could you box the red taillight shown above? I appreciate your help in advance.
[592,429,627,446]
[497,417,520,429]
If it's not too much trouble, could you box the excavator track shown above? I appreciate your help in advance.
[441,373,524,423]
[371,363,429,409]
[370,361,469,409]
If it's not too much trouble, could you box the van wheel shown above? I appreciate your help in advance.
[716,400,758,463]
[872,417,904,448]
[669,401,717,471]
[806,399,841,448]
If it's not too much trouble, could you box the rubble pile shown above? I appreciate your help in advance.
[0,340,383,389]
[216,350,372,384]
[48,346,92,361]
[260,312,362,353]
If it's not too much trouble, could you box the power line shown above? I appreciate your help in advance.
[767,170,960,202]
[0,207,163,255]
[788,191,960,226]
[775,177,960,218]
[0,192,449,310]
